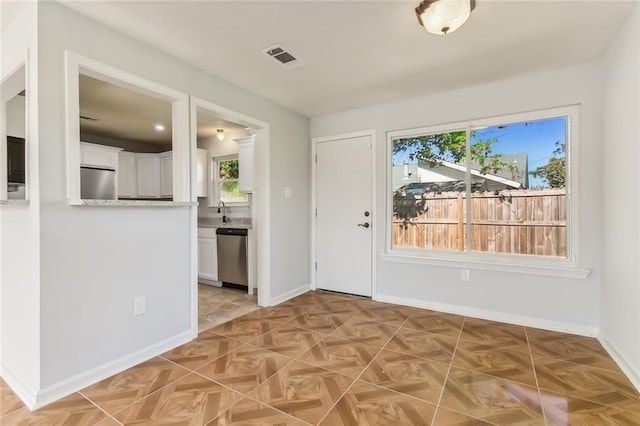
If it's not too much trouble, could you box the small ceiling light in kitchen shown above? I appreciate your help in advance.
[154,123,165,132]
[415,0,475,35]
[216,129,225,141]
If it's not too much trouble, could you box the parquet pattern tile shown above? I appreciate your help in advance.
[298,335,379,378]
[386,327,457,363]
[319,380,436,426]
[534,355,640,412]
[432,407,493,425]
[540,390,640,426]
[353,303,415,325]
[460,318,528,346]
[209,317,282,342]
[1,378,24,416]
[196,344,294,394]
[248,324,325,358]
[404,310,466,337]
[332,317,398,349]
[1,392,117,425]
[452,339,537,386]
[160,331,245,370]
[208,397,308,425]
[2,290,639,425]
[286,312,351,335]
[358,349,448,403]
[80,356,190,414]
[248,361,353,424]
[114,373,242,425]
[439,367,545,425]
[527,327,620,371]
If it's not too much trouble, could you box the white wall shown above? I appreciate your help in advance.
[0,0,42,407]
[601,4,640,389]
[311,62,604,332]
[1,1,309,407]
[6,96,26,138]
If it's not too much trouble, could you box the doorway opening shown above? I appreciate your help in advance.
[190,96,270,334]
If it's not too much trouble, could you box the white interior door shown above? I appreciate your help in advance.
[315,135,372,297]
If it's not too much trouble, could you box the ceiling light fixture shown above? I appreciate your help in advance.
[154,123,165,132]
[216,129,225,141]
[415,0,475,35]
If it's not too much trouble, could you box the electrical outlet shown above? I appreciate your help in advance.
[133,296,146,316]
[461,270,470,282]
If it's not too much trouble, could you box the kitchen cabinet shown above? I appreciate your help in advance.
[195,148,208,198]
[135,154,160,197]
[117,151,136,197]
[159,151,172,197]
[117,150,172,199]
[80,142,120,169]
[235,135,255,193]
[198,227,218,282]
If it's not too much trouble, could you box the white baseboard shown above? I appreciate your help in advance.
[31,330,193,410]
[375,293,599,337]
[0,362,38,409]
[598,335,640,393]
[270,284,311,306]
[199,279,222,287]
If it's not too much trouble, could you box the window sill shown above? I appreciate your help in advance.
[70,200,197,207]
[0,199,30,206]
[380,252,591,279]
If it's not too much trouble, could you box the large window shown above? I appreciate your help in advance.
[390,107,576,260]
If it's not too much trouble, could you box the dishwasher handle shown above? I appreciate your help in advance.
[216,228,248,237]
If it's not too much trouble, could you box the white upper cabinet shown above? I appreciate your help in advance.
[195,148,208,198]
[117,151,136,198]
[235,135,255,193]
[136,155,160,197]
[159,151,173,197]
[80,142,121,169]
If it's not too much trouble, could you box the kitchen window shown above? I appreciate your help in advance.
[214,155,249,205]
[388,105,580,266]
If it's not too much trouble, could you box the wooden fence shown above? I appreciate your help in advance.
[392,189,566,257]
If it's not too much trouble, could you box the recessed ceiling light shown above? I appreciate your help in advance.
[154,123,165,132]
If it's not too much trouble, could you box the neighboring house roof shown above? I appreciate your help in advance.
[433,160,523,190]
[393,154,525,193]
[395,180,488,195]
[467,153,529,188]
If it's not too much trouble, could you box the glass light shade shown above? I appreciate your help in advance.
[216,129,225,141]
[417,0,472,35]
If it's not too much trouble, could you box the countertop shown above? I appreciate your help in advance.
[198,217,252,229]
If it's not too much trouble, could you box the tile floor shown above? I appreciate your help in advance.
[2,290,640,425]
[198,284,259,332]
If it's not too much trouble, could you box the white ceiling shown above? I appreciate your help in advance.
[79,74,247,144]
[62,1,635,117]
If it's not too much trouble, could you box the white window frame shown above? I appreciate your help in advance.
[212,154,249,207]
[64,51,191,205]
[382,105,590,279]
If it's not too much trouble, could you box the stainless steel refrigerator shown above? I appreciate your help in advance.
[81,166,116,200]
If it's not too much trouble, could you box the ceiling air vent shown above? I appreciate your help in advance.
[262,44,305,69]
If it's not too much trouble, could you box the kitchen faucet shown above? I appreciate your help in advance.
[217,200,227,223]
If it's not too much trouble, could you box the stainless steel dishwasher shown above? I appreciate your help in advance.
[216,228,248,287]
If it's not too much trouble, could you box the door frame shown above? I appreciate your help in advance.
[311,130,377,298]
[189,96,270,336]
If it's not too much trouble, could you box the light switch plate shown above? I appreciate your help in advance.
[133,296,146,316]
[284,187,293,198]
